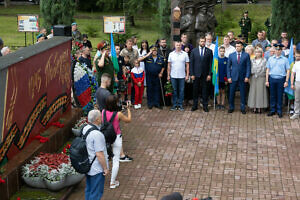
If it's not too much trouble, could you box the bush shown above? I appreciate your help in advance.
[215,10,236,37]
[84,24,98,38]
[248,22,265,43]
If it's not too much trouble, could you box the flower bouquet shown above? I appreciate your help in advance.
[164,81,173,106]
[72,117,88,136]
[21,151,84,191]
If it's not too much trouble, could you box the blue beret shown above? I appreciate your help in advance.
[37,33,43,39]
[71,22,77,26]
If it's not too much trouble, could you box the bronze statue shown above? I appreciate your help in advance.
[178,0,217,47]
[180,0,195,45]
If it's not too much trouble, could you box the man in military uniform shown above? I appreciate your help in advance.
[239,11,251,43]
[139,46,165,109]
[264,16,272,41]
[71,22,82,42]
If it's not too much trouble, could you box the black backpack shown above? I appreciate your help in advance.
[69,124,98,174]
[100,110,117,144]
[100,110,118,158]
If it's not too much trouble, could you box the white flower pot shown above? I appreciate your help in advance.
[72,128,81,137]
[22,176,47,189]
[44,177,66,191]
[65,174,85,186]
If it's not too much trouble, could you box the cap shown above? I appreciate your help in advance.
[183,0,194,8]
[71,22,77,26]
[244,10,248,14]
[150,45,157,51]
[37,33,44,40]
[274,43,284,50]
[82,34,88,38]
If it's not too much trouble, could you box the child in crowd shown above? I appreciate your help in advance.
[131,60,145,109]
[217,46,228,109]
[122,55,132,101]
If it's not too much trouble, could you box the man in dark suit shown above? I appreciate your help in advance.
[190,36,213,112]
[227,41,251,114]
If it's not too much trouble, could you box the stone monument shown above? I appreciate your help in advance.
[171,0,218,47]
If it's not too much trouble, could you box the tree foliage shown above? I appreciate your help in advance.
[271,0,300,42]
[156,0,171,40]
[40,0,76,30]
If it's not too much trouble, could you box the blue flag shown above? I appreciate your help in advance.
[284,38,294,100]
[110,33,119,73]
[212,36,219,96]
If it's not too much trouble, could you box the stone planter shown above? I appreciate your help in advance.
[65,174,84,187]
[44,178,66,191]
[72,128,81,137]
[22,176,47,189]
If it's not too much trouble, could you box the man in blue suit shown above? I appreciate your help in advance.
[227,41,251,114]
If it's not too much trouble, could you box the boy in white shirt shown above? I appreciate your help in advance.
[290,51,300,119]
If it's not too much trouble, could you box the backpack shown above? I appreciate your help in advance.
[69,124,98,174]
[100,110,117,158]
[100,110,117,144]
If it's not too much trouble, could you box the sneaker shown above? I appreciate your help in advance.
[119,155,133,162]
[110,180,120,189]
[134,105,139,109]
[138,104,142,109]
[178,106,184,111]
[290,114,299,120]
[170,106,177,111]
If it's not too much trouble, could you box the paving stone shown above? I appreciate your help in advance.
[67,105,300,200]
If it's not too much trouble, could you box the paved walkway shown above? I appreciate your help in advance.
[68,105,300,200]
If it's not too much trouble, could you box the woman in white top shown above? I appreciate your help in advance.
[139,40,149,86]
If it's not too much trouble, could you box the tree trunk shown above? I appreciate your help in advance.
[129,15,135,26]
[4,0,10,8]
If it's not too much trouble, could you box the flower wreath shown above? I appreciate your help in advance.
[73,62,98,115]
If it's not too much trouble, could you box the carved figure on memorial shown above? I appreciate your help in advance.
[195,3,209,39]
[207,3,217,39]
[180,0,195,45]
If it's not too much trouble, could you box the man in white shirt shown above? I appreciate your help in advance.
[221,35,236,57]
[290,51,300,119]
[205,33,215,55]
[84,110,109,200]
[168,41,190,111]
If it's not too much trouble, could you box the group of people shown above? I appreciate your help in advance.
[70,19,300,120]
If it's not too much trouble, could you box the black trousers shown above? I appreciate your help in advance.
[193,76,208,108]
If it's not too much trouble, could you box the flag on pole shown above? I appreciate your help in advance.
[284,38,294,100]
[212,36,219,96]
[110,33,119,73]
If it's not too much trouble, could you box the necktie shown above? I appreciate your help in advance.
[201,47,204,56]
[237,53,241,64]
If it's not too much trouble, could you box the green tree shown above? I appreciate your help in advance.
[40,0,76,30]
[271,0,300,42]
[156,0,171,40]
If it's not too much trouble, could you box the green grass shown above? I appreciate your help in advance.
[0,3,271,49]
[214,4,272,37]
[0,5,160,48]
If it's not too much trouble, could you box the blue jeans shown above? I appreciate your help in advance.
[229,78,246,111]
[269,76,285,114]
[85,173,105,200]
[171,78,185,107]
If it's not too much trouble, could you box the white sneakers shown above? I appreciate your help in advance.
[110,180,120,189]
[134,104,142,109]
[290,114,299,120]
